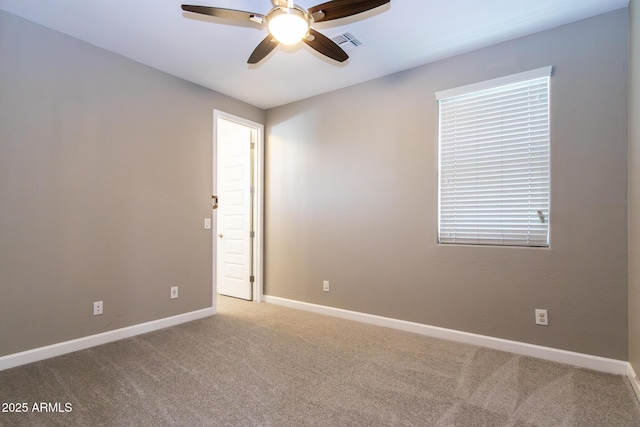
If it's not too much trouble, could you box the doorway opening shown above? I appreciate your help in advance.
[213,110,264,307]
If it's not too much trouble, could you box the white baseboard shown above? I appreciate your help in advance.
[628,363,640,402]
[0,307,216,372]
[264,295,628,375]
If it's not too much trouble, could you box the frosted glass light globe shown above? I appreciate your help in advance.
[268,9,310,45]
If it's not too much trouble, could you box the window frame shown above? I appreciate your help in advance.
[436,66,553,248]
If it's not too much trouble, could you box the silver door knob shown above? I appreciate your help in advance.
[218,233,224,238]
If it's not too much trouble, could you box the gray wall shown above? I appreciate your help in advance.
[630,0,640,371]
[265,10,629,359]
[0,10,264,357]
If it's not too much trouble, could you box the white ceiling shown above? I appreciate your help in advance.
[0,0,629,109]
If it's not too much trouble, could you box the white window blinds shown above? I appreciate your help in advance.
[436,67,552,247]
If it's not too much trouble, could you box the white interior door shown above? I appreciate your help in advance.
[216,118,253,300]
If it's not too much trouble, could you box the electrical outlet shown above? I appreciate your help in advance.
[535,309,548,326]
[323,280,330,292]
[171,286,179,299]
[93,301,103,316]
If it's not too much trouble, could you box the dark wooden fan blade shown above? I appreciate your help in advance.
[181,5,259,21]
[303,29,348,62]
[308,0,389,22]
[248,35,279,64]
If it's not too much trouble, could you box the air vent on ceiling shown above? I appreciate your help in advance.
[330,32,363,52]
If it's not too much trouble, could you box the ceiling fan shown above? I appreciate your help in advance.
[181,0,390,64]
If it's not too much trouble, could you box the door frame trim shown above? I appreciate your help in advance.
[213,110,264,303]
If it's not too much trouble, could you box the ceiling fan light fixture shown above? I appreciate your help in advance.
[182,0,391,63]
[267,7,310,45]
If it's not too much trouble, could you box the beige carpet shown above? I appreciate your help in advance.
[1,296,639,426]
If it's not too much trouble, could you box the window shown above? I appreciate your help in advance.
[436,67,552,247]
